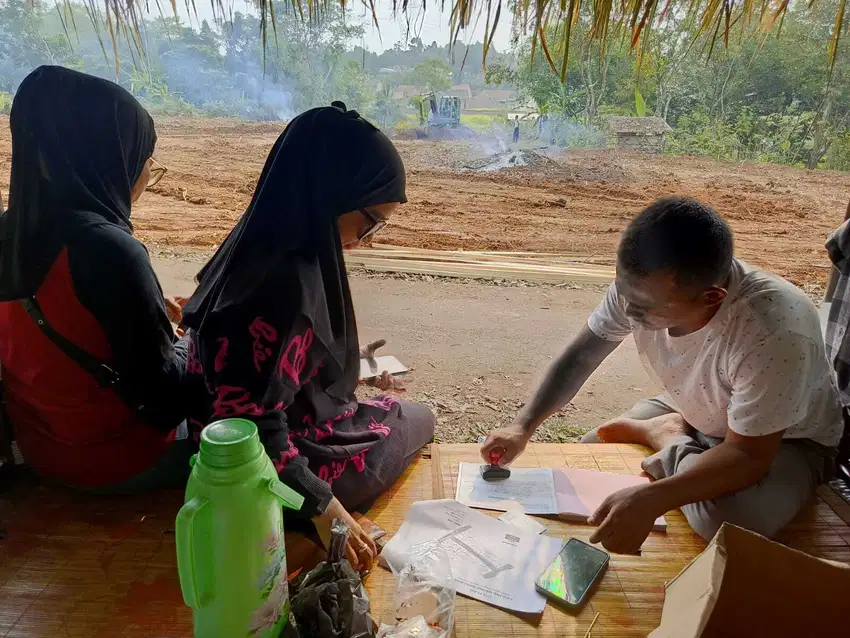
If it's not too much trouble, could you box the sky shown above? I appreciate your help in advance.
[144,0,517,54]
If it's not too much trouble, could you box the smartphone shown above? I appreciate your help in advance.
[535,538,609,608]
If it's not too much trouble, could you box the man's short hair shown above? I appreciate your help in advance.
[618,197,734,289]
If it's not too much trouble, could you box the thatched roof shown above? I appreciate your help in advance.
[64,2,848,80]
[605,116,672,136]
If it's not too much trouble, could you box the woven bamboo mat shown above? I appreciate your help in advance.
[0,474,193,637]
[1,443,848,637]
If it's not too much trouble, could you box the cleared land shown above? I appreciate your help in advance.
[2,116,847,292]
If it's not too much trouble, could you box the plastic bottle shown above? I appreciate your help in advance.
[176,418,304,637]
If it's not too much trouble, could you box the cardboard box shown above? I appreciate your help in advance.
[650,523,850,637]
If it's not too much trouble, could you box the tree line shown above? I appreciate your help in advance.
[491,0,850,170]
[2,0,850,170]
[0,0,504,128]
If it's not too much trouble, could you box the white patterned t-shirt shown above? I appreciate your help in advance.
[587,259,843,447]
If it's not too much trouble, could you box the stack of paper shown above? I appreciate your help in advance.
[380,500,563,614]
[454,462,667,531]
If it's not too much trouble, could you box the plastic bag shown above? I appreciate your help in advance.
[377,616,443,638]
[377,546,456,638]
[284,518,377,638]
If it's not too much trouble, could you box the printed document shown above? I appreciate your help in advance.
[455,463,558,514]
[380,500,563,614]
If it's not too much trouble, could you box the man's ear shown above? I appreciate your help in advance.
[702,287,728,307]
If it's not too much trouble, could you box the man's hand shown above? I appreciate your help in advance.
[588,484,662,554]
[480,423,530,465]
[312,497,378,573]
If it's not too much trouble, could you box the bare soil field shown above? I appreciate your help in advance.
[3,116,846,293]
[3,116,849,291]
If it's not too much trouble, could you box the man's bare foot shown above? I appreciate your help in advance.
[596,412,691,451]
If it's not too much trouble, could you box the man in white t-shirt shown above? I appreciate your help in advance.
[482,197,842,553]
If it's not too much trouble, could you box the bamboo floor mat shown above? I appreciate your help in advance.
[1,443,849,637]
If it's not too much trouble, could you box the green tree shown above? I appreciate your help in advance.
[368,81,405,129]
[408,59,452,93]
[0,0,56,91]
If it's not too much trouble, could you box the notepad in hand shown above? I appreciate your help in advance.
[358,355,409,380]
[455,462,667,531]
[553,467,666,531]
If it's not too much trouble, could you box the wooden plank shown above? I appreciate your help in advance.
[359,256,612,275]
[371,243,569,258]
[346,256,614,284]
[432,442,445,499]
[819,483,850,526]
[351,250,609,269]
[365,244,615,265]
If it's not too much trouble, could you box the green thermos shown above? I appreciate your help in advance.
[176,418,304,637]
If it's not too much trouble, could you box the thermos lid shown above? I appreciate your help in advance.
[200,419,261,468]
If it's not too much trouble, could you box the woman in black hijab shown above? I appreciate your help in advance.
[182,104,435,571]
[0,66,188,489]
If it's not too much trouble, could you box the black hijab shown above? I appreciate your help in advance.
[182,104,406,396]
[0,66,156,301]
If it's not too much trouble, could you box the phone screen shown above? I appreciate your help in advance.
[536,538,609,605]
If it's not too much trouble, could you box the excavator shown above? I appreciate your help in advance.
[413,92,462,138]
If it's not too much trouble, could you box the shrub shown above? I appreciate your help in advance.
[460,114,499,132]
[825,131,850,171]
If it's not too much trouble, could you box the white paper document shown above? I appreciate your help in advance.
[455,462,667,531]
[498,510,547,535]
[454,462,558,514]
[359,355,409,380]
[380,500,563,614]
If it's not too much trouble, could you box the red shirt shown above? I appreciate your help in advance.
[0,248,173,487]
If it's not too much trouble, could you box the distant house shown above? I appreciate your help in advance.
[604,116,672,153]
[443,84,473,108]
[466,89,520,113]
[481,89,519,104]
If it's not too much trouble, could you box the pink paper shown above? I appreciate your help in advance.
[553,467,666,531]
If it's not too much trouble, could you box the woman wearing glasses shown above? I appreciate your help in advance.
[181,103,435,572]
[0,66,189,491]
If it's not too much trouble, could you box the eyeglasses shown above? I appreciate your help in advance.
[358,208,387,241]
[147,158,168,188]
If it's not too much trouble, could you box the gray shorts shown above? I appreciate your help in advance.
[581,397,835,541]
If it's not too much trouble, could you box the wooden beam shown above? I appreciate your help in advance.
[346,252,614,284]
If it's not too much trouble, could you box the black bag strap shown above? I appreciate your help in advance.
[20,296,144,414]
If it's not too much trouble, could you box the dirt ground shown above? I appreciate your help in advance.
[2,116,845,292]
[2,115,849,442]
